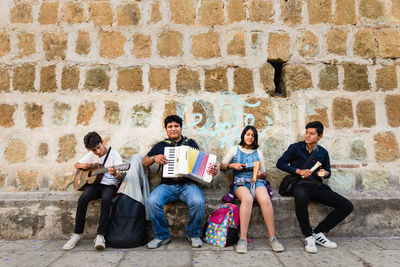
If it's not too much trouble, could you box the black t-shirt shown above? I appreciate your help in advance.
[146,136,199,185]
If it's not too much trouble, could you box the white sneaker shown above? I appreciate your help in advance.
[305,236,317,253]
[63,233,82,251]
[236,239,247,254]
[94,234,106,250]
[313,232,337,248]
[270,237,284,252]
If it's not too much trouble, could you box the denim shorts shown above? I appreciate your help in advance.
[233,180,267,195]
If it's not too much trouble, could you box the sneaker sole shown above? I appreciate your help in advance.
[305,248,317,253]
[146,239,171,249]
[185,235,202,248]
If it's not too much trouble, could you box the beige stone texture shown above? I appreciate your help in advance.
[385,95,400,127]
[307,0,331,24]
[334,0,357,25]
[40,65,56,93]
[50,174,73,191]
[157,29,183,57]
[227,31,245,57]
[0,173,5,187]
[104,101,120,125]
[359,0,385,23]
[170,0,196,25]
[0,68,10,92]
[356,100,376,128]
[42,32,67,60]
[84,66,110,91]
[17,171,39,191]
[297,30,319,58]
[374,131,400,162]
[376,65,397,91]
[228,0,246,23]
[77,101,96,126]
[133,33,151,58]
[61,66,79,91]
[318,65,338,91]
[361,170,390,189]
[244,98,273,130]
[89,1,113,26]
[268,32,290,61]
[150,1,162,23]
[280,0,302,26]
[120,141,139,160]
[354,28,377,58]
[327,28,348,55]
[204,67,228,92]
[192,101,208,128]
[0,104,16,128]
[17,32,35,58]
[176,67,200,94]
[118,3,141,26]
[332,97,354,128]
[57,134,77,163]
[249,0,274,23]
[52,102,71,126]
[260,63,275,96]
[13,64,35,92]
[281,64,312,95]
[132,104,153,127]
[25,103,43,129]
[38,2,59,25]
[377,28,400,58]
[4,138,26,163]
[305,100,329,127]
[200,0,224,26]
[99,31,126,59]
[389,0,400,23]
[192,32,221,58]
[0,32,11,58]
[164,101,177,119]
[64,2,85,24]
[10,3,33,23]
[233,68,254,94]
[343,64,370,91]
[117,67,143,92]
[149,67,170,91]
[37,143,49,159]
[76,31,91,55]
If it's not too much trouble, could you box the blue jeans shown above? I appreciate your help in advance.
[147,183,205,240]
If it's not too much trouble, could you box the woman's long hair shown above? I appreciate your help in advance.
[238,125,259,149]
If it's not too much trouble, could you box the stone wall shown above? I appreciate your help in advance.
[0,0,399,193]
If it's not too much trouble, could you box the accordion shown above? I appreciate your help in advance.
[163,146,217,184]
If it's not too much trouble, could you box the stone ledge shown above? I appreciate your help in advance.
[0,190,399,239]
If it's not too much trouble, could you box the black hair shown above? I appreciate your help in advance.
[306,121,324,136]
[164,115,183,128]
[239,125,259,149]
[83,132,102,149]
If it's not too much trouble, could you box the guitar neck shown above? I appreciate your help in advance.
[90,163,129,176]
[91,167,109,176]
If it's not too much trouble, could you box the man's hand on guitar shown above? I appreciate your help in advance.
[108,167,120,179]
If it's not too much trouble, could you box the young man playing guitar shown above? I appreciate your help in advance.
[63,132,123,251]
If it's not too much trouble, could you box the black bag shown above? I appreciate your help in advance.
[106,194,146,248]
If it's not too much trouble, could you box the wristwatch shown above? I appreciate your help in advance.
[152,155,155,163]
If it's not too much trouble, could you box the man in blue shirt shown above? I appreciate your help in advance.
[276,121,353,253]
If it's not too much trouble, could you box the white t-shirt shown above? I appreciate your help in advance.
[78,148,123,186]
[222,145,266,172]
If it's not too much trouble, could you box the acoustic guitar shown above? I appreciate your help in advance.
[73,163,131,191]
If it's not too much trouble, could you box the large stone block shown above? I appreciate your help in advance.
[377,28,400,58]
[200,0,224,26]
[24,103,43,129]
[40,65,56,93]
[176,67,200,94]
[61,66,79,91]
[204,67,228,92]
[262,135,289,167]
[42,32,67,60]
[104,101,120,125]
[52,102,71,126]
[268,32,290,61]
[0,33,10,58]
[228,0,246,23]
[356,100,375,128]
[117,3,140,26]
[326,28,348,55]
[385,95,400,127]
[226,31,245,57]
[343,64,369,91]
[10,3,32,23]
[354,28,377,58]
[17,32,35,58]
[119,141,139,160]
[50,175,73,191]
[38,2,58,25]
[332,97,354,128]
[64,2,85,24]
[132,104,152,127]
[76,101,96,126]
[17,171,39,191]
[76,31,91,55]
[389,0,400,23]
[305,99,329,127]
[280,0,302,26]
[56,134,77,163]
[249,0,274,23]
[244,97,273,131]
[169,0,196,25]
[117,67,143,92]
[318,65,338,91]
[297,30,319,58]
[150,1,162,23]
[328,170,356,190]
[350,138,367,161]
[133,33,151,59]
[359,0,385,24]
[281,64,312,95]
[334,0,357,25]
[0,103,16,127]
[192,32,221,59]
[374,131,400,162]
[84,66,110,91]
[0,68,10,92]
[361,170,390,189]
[99,31,126,59]
[13,64,35,92]
[376,65,397,91]
[260,62,275,96]
[191,100,215,129]
[307,0,331,24]
[89,2,113,26]
[164,101,177,120]
[4,139,26,163]
[157,29,183,57]
[149,67,170,91]
[233,67,254,94]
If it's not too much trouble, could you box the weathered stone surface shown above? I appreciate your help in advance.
[0,172,5,187]
[37,143,48,159]
[17,32,35,58]
[361,170,390,189]
[374,131,400,162]
[385,95,400,127]
[10,3,32,23]
[244,97,273,131]
[332,97,354,128]
[120,141,139,160]
[170,0,196,24]
[4,139,26,163]
[56,134,77,163]
[327,28,348,55]
[227,31,245,57]
[0,68,10,92]
[350,138,367,161]
[268,32,290,61]
[356,100,376,127]
[328,170,356,190]
[262,135,288,166]
[164,101,177,120]
[149,67,170,91]
[38,2,58,25]
[359,0,385,24]
[84,66,110,91]
[192,32,220,59]
[307,0,331,24]
[377,28,400,58]
[354,28,377,58]
[117,67,143,92]
[99,31,126,59]
[40,65,56,93]
[233,68,254,94]
[281,64,312,95]
[343,64,369,91]
[228,0,245,23]
[117,3,140,26]
[0,104,16,127]
[249,0,274,23]
[17,171,39,191]
[191,100,215,129]
[24,103,43,129]
[305,99,329,127]
[204,67,228,92]
[280,0,302,26]
[76,101,96,126]
[61,66,79,91]
[176,67,200,94]
[52,102,71,126]
[0,33,10,58]
[150,1,162,23]
[319,65,338,91]
[260,63,275,95]
[251,31,262,55]
[50,175,72,190]
[132,104,152,127]
[200,0,224,26]
[64,2,85,24]
[297,30,319,58]
[89,2,113,26]
[157,29,183,57]
[334,0,357,25]
[42,32,67,60]
[13,64,35,92]
[76,31,90,55]
[104,101,120,125]
[133,33,151,58]
[389,0,400,23]
[376,65,397,91]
